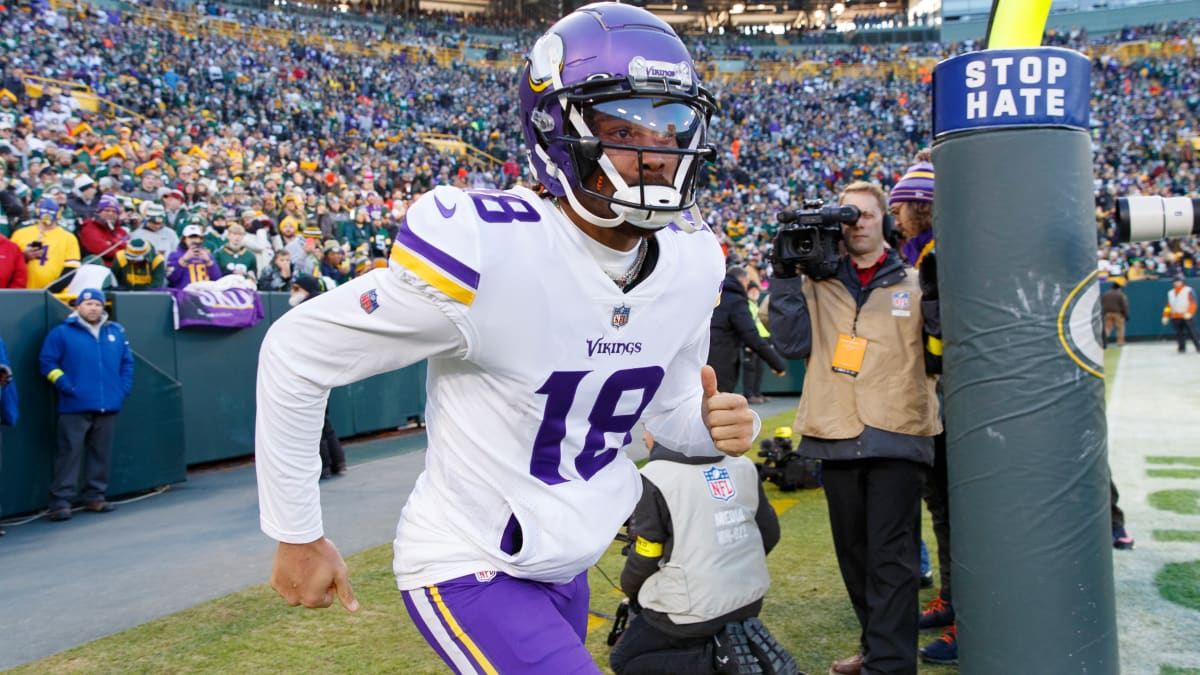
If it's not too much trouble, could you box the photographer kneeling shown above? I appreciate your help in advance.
[610,434,798,675]
[768,181,942,675]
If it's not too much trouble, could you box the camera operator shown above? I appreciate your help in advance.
[610,433,796,675]
[768,181,942,675]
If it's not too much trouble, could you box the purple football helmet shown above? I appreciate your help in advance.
[519,2,717,230]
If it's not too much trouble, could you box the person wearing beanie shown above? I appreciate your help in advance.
[128,201,180,258]
[888,153,935,270]
[38,287,134,521]
[162,188,191,236]
[112,237,165,290]
[296,227,325,280]
[289,275,325,307]
[9,196,81,289]
[318,239,350,285]
[78,193,129,266]
[275,217,315,276]
[886,150,960,666]
[67,174,100,221]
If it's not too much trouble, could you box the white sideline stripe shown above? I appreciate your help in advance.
[1108,342,1200,674]
[407,588,478,674]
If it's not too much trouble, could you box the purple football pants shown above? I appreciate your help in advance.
[402,570,601,674]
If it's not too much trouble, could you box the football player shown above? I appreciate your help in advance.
[256,4,760,672]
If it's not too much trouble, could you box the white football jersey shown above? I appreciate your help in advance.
[255,184,729,590]
[390,185,725,588]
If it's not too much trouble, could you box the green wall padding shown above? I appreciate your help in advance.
[0,290,430,517]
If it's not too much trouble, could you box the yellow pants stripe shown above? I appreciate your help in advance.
[429,585,499,675]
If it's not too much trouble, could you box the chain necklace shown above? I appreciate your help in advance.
[551,197,649,289]
[607,236,649,289]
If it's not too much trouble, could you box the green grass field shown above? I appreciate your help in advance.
[10,409,952,675]
[15,351,1124,674]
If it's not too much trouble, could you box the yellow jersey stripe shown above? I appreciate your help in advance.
[47,368,65,384]
[390,245,476,306]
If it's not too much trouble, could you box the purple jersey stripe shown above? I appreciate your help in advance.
[396,217,480,290]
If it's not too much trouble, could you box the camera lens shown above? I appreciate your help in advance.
[1116,196,1200,243]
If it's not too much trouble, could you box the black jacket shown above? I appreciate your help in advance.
[0,186,24,222]
[619,445,780,638]
[707,274,787,392]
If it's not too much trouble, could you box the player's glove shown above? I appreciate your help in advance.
[918,250,938,301]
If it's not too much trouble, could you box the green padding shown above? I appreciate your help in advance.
[351,363,426,434]
[0,289,431,515]
[262,293,427,439]
[327,386,356,437]
[0,291,60,517]
[109,352,187,493]
[175,316,272,465]
[729,359,805,395]
[936,127,1117,673]
[0,291,187,517]
[113,292,178,378]
[761,359,805,395]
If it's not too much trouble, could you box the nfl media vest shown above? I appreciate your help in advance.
[795,270,941,440]
[637,456,770,624]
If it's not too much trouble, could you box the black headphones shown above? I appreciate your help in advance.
[882,212,898,248]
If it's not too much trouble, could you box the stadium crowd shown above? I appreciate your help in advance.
[0,1,1197,293]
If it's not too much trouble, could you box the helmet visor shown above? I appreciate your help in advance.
[584,98,705,152]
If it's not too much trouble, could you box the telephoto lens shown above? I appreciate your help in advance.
[1115,196,1200,243]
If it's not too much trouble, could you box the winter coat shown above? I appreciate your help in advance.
[39,314,134,414]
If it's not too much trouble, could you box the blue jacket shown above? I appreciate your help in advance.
[0,337,16,426]
[39,314,134,414]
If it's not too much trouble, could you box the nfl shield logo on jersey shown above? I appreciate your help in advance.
[359,288,380,314]
[891,291,910,311]
[703,465,736,502]
[611,304,631,329]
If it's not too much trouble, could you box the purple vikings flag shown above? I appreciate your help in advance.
[170,286,264,329]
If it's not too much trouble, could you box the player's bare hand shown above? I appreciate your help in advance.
[700,365,755,457]
[270,537,360,612]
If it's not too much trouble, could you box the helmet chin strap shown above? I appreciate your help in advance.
[556,164,626,229]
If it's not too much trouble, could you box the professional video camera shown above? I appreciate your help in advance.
[772,199,861,280]
[1115,196,1200,243]
[756,427,821,491]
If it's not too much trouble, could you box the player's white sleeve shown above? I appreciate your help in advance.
[256,268,466,543]
[642,325,761,458]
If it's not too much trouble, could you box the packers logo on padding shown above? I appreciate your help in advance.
[1057,270,1104,378]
